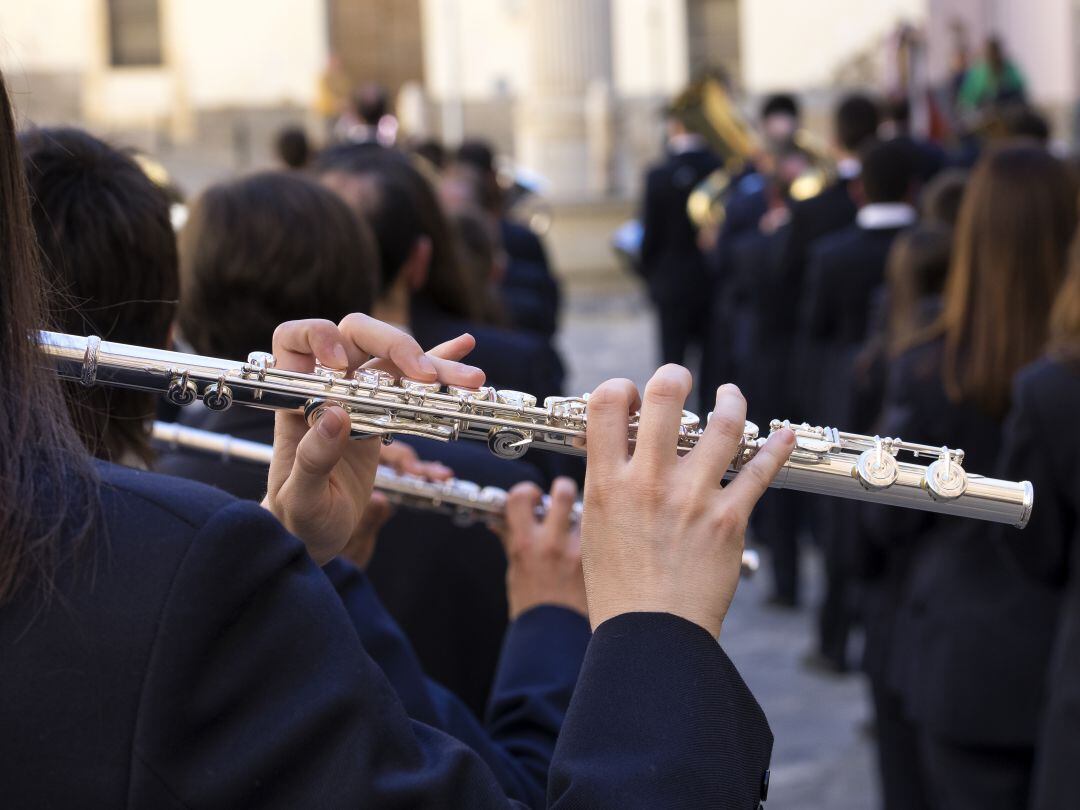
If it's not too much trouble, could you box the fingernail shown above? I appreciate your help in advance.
[720,383,741,396]
[331,344,349,368]
[418,355,437,377]
[317,408,344,439]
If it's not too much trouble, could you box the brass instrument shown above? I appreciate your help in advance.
[672,71,833,230]
[41,332,1033,528]
[150,421,760,575]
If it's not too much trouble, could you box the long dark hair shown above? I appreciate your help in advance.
[0,72,98,602]
[20,127,179,466]
[1048,232,1080,366]
[939,144,1077,416]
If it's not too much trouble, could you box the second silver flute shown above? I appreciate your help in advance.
[40,331,1033,528]
[150,421,760,576]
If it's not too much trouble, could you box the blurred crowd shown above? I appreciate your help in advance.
[635,32,1079,810]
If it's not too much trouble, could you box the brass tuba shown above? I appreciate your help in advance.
[674,70,833,231]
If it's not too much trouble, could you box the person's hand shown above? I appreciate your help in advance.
[262,314,484,565]
[340,491,394,570]
[498,477,587,620]
[580,367,795,638]
[379,441,454,482]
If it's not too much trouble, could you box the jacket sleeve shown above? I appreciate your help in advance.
[325,558,591,810]
[129,500,524,810]
[548,612,773,810]
[128,500,773,809]
[996,373,1070,587]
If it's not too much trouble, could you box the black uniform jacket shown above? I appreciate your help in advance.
[0,460,774,808]
[868,340,1061,746]
[997,357,1080,809]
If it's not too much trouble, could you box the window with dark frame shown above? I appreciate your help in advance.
[107,0,163,67]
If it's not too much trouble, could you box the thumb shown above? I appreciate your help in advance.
[283,406,351,504]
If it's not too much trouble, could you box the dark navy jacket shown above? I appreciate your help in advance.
[639,147,723,303]
[155,405,548,717]
[997,358,1080,809]
[0,461,774,808]
[324,558,590,808]
[869,340,1061,746]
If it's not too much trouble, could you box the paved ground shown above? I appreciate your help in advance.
[558,277,879,810]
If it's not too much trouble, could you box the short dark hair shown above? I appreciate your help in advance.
[178,171,378,358]
[455,139,497,174]
[354,82,389,125]
[859,138,918,203]
[835,94,880,152]
[760,93,799,121]
[20,127,179,465]
[275,125,311,169]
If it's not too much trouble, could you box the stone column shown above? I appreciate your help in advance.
[516,0,614,199]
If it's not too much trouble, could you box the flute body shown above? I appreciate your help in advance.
[150,421,760,576]
[41,332,1033,528]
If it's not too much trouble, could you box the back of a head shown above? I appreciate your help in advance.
[275,125,311,169]
[21,126,178,465]
[858,138,918,204]
[178,171,378,358]
[354,82,390,125]
[835,93,880,153]
[314,147,482,323]
[0,73,97,603]
[761,93,799,122]
[920,168,969,228]
[1002,106,1050,144]
[455,139,497,176]
[942,143,1078,415]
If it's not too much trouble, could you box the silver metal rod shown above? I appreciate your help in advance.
[150,421,760,577]
[40,331,1032,528]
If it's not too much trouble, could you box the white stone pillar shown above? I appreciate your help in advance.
[516,0,614,199]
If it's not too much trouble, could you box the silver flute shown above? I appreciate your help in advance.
[41,332,1033,528]
[150,421,762,577]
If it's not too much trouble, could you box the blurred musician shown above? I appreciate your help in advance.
[639,104,723,367]
[997,246,1080,810]
[801,137,920,674]
[753,93,880,609]
[869,144,1074,810]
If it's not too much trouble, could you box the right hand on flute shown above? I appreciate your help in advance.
[580,368,795,639]
[262,315,483,565]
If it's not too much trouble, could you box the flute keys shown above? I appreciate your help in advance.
[448,384,495,402]
[855,448,899,490]
[246,351,276,370]
[166,373,198,407]
[401,377,442,395]
[924,450,967,501]
[496,390,538,408]
[203,380,234,412]
[544,395,587,419]
[488,427,532,459]
[354,368,396,388]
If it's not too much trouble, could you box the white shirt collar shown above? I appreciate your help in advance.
[857,202,918,230]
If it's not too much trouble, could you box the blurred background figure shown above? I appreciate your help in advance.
[8,1,1080,806]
